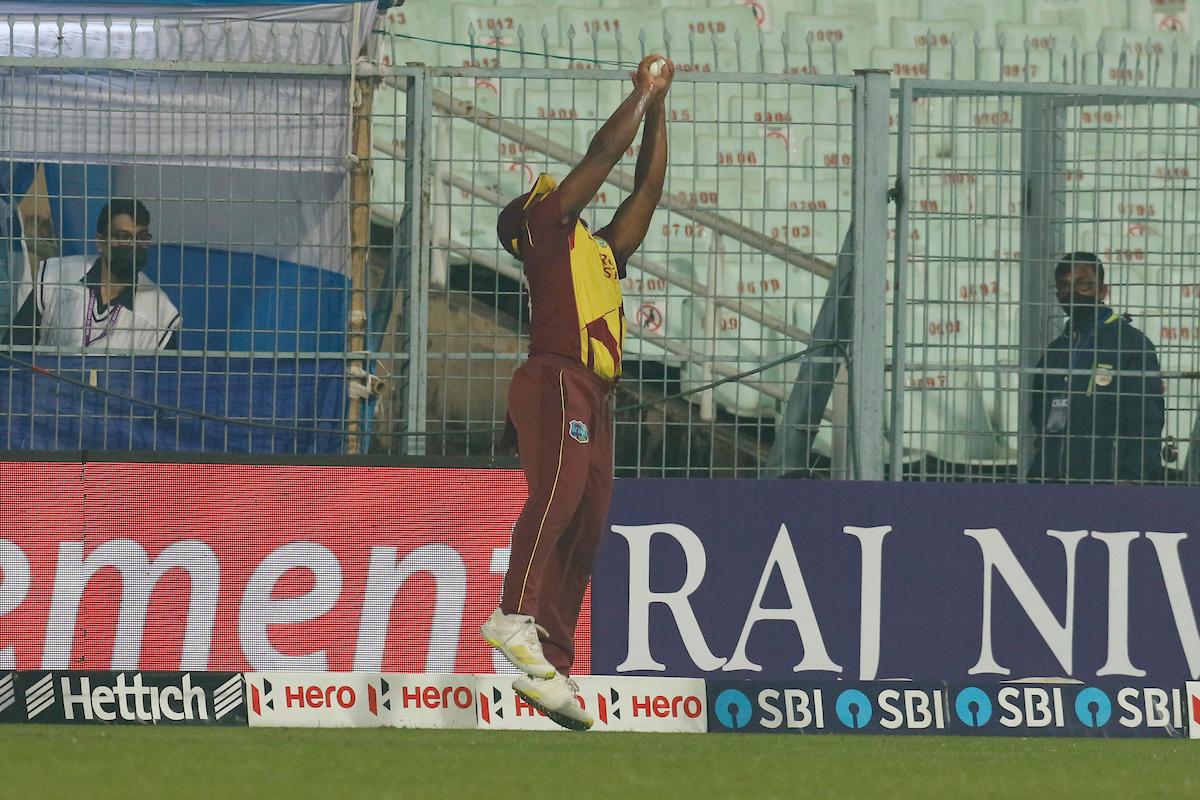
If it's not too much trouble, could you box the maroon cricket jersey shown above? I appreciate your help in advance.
[521,187,627,382]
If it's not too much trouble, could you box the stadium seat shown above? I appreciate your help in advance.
[974,178,1022,221]
[900,367,1016,464]
[662,4,763,67]
[712,251,810,323]
[727,83,845,135]
[760,46,837,76]
[1024,0,1130,43]
[995,22,1080,53]
[888,18,980,53]
[1127,0,1189,33]
[815,0,908,49]
[694,132,797,175]
[870,46,958,80]
[640,206,717,281]
[434,63,508,115]
[661,172,767,221]
[765,176,851,212]
[732,0,798,35]
[451,4,549,51]
[666,44,741,74]
[782,14,877,74]
[972,45,1055,81]
[557,6,666,52]
[795,132,853,183]
[760,208,843,264]
[919,0,997,36]
[680,296,784,418]
[977,367,1021,453]
[379,1,452,66]
[512,86,603,125]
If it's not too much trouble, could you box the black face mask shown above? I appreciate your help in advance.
[1059,292,1102,319]
[107,246,148,281]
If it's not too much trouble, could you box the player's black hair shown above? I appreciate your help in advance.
[1055,251,1105,286]
[96,199,151,236]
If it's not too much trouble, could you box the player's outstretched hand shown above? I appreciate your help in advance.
[632,54,674,99]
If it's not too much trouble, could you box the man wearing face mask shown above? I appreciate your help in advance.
[1027,251,1164,484]
[4,198,180,351]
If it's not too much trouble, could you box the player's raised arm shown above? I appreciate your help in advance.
[597,58,673,267]
[552,54,673,227]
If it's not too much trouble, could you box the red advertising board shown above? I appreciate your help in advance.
[0,462,590,674]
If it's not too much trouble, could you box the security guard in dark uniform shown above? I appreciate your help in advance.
[1028,252,1165,484]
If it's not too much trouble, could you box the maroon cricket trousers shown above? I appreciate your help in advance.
[500,352,614,675]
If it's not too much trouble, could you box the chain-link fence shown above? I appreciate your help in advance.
[4,4,1200,485]
[1,10,378,453]
[894,80,1200,484]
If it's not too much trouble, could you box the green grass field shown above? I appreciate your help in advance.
[2,726,1195,800]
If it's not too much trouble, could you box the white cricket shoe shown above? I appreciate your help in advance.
[480,608,557,679]
[513,674,594,731]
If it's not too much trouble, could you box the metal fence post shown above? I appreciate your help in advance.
[1018,94,1066,479]
[889,81,914,480]
[851,69,892,481]
[400,69,431,456]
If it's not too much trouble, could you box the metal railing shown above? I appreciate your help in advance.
[4,6,1200,485]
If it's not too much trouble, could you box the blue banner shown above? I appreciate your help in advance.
[592,480,1200,685]
[705,680,1190,738]
[0,354,346,453]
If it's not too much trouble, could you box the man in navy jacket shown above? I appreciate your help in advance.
[1028,252,1165,484]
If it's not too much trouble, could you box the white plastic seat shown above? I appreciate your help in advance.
[888,18,979,52]
[765,176,851,212]
[680,298,783,418]
[662,88,722,165]
[437,66,508,115]
[738,0,803,35]
[716,234,828,324]
[1127,0,1189,33]
[973,178,1022,221]
[640,206,716,282]
[557,6,666,51]
[513,87,603,126]
[795,132,853,183]
[994,22,1080,53]
[660,172,768,221]
[1080,28,1192,87]
[760,208,843,263]
[728,83,844,126]
[901,367,1016,464]
[870,45,957,80]
[919,0,997,33]
[760,47,837,76]
[664,45,740,74]
[783,14,877,73]
[905,176,979,224]
[663,4,763,63]
[972,45,1056,82]
[815,0,907,50]
[451,3,548,50]
[379,1,452,66]
[1025,0,1129,43]
[694,132,796,174]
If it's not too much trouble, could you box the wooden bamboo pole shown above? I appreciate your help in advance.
[346,75,376,455]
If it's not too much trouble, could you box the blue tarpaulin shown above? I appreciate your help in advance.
[0,354,346,453]
[145,244,350,354]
